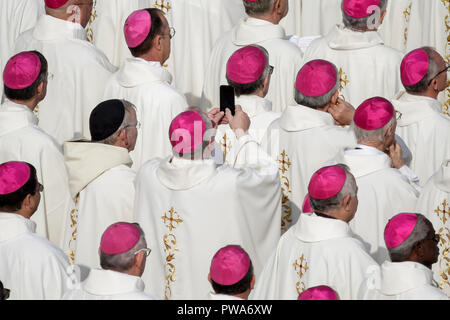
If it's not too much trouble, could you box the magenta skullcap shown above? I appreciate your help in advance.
[44,0,68,8]
[384,213,418,249]
[308,166,347,200]
[401,49,429,86]
[210,245,251,286]
[298,286,339,300]
[169,111,206,154]
[354,97,394,130]
[3,52,41,90]
[302,194,313,213]
[124,10,152,48]
[0,162,31,195]
[296,60,337,97]
[100,222,141,255]
[227,46,267,84]
[343,0,380,18]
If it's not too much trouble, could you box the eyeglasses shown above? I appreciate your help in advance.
[46,72,54,81]
[395,110,402,121]
[134,248,151,257]
[125,121,141,130]
[162,27,176,39]
[428,63,449,86]
[269,65,274,75]
[37,183,44,193]
[426,233,440,243]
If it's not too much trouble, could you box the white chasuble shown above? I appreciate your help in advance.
[134,135,282,300]
[0,213,70,300]
[14,15,117,146]
[378,0,413,52]
[0,100,73,246]
[302,25,403,108]
[392,92,450,186]
[416,161,450,298]
[331,145,419,264]
[62,142,135,270]
[201,17,303,113]
[104,58,188,171]
[160,0,245,107]
[251,213,378,300]
[85,0,154,68]
[358,261,449,300]
[261,105,356,233]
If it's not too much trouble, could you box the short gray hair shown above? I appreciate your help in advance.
[351,116,394,144]
[388,214,431,262]
[243,0,275,16]
[97,100,136,145]
[341,0,388,31]
[100,223,147,272]
[403,47,440,94]
[309,164,357,213]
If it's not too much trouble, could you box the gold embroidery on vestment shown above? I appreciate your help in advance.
[33,105,39,119]
[86,0,98,43]
[293,254,309,295]
[153,0,172,14]
[277,150,292,232]
[442,0,450,116]
[435,199,450,295]
[403,3,412,46]
[68,194,80,264]
[338,68,349,101]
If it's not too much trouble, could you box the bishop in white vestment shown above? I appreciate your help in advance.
[14,1,117,145]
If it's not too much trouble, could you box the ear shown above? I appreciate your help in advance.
[207,273,212,284]
[154,34,163,51]
[273,0,282,13]
[262,75,270,91]
[21,194,33,211]
[134,250,145,269]
[341,194,352,211]
[379,10,387,25]
[37,81,45,96]
[330,91,339,105]
[250,275,256,290]
[118,128,128,146]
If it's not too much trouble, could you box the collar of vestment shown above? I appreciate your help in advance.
[32,14,86,41]
[116,57,173,87]
[235,95,273,118]
[292,213,352,242]
[0,212,37,242]
[393,91,444,126]
[208,292,244,300]
[232,17,286,45]
[325,24,384,50]
[83,269,145,296]
[334,144,392,178]
[278,104,334,132]
[63,142,133,199]
[156,156,218,190]
[0,100,38,136]
[433,161,450,193]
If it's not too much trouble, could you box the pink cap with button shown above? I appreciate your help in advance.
[3,52,41,90]
[401,49,429,86]
[227,46,267,84]
[44,0,68,8]
[384,213,418,249]
[0,162,31,195]
[124,10,152,48]
[354,97,394,130]
[302,194,313,213]
[100,222,141,255]
[169,111,206,154]
[308,166,347,200]
[343,0,380,19]
[298,286,339,300]
[210,245,251,286]
[296,60,337,97]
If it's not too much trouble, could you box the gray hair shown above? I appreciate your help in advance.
[243,0,275,16]
[309,164,358,213]
[294,69,340,109]
[388,214,431,262]
[100,223,147,272]
[226,45,271,97]
[97,100,137,145]
[351,116,394,144]
[341,0,388,31]
[403,47,440,94]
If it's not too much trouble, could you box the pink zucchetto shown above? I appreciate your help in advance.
[227,46,266,84]
[401,49,429,86]
[3,52,41,90]
[354,97,394,130]
[44,0,68,8]
[100,222,140,255]
[210,245,251,286]
[124,10,152,48]
[298,286,339,300]
[308,166,346,200]
[343,0,380,19]
[384,213,418,249]
[0,162,31,195]
[296,60,337,97]
[302,194,313,213]
[169,111,206,154]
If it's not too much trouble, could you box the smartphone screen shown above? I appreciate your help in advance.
[220,85,235,116]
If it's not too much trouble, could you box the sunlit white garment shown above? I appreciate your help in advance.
[358,261,449,300]
[378,0,413,52]
[0,0,45,102]
[134,135,282,300]
[331,145,419,264]
[0,100,73,246]
[104,57,187,171]
[62,142,135,270]
[14,15,117,145]
[415,160,450,298]
[63,268,154,300]
[392,91,450,185]
[251,213,378,300]
[302,24,403,108]
[0,212,70,300]
[261,105,356,233]
[208,292,244,300]
[201,17,303,113]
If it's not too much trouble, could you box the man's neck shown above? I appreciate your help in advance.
[357,141,385,152]
[408,90,439,100]
[249,13,279,25]
[138,52,164,65]
[8,98,38,111]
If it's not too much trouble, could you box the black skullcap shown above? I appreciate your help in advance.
[89,99,126,141]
